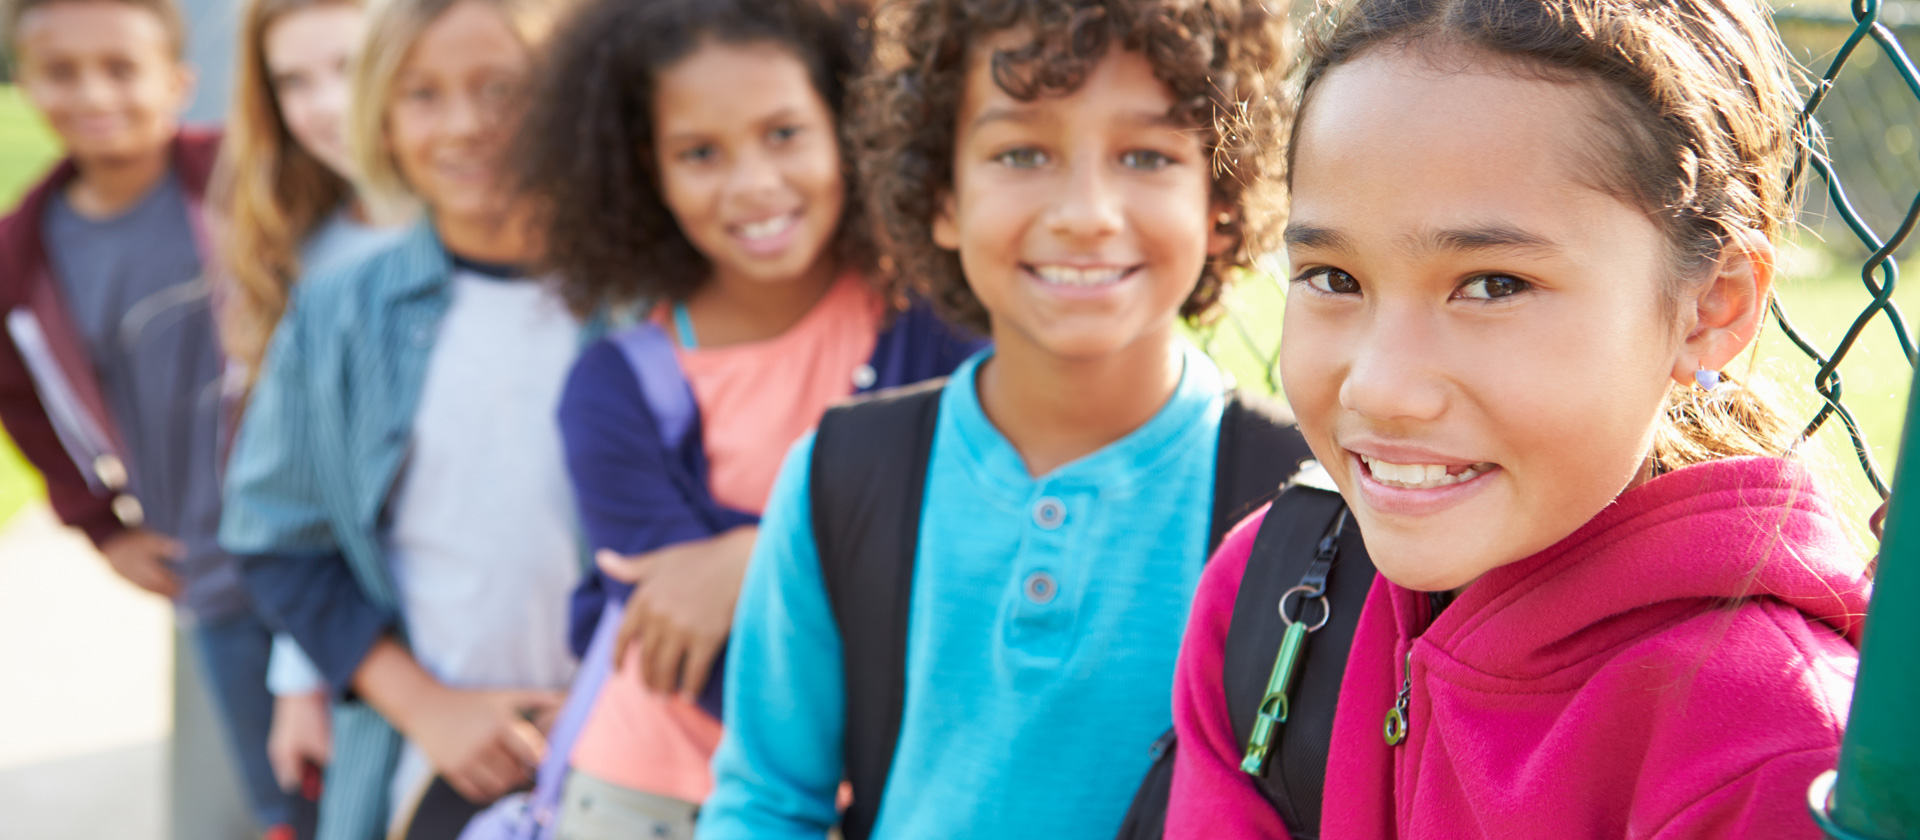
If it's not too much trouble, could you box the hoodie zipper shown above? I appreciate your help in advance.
[1383,649,1412,745]
[1385,591,1450,746]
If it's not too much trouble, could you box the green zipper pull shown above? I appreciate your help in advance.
[1241,619,1309,775]
[1384,650,1413,746]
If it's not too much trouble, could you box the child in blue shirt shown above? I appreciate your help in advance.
[697,2,1292,839]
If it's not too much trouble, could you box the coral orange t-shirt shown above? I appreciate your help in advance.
[569,274,881,801]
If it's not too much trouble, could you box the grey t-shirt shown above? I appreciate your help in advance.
[43,172,244,621]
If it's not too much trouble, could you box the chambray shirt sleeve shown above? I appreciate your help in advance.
[698,434,845,840]
[219,285,394,696]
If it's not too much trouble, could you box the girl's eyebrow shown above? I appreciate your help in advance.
[1284,223,1352,252]
[1411,224,1559,256]
[1284,222,1561,256]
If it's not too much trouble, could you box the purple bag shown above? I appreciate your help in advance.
[460,324,696,840]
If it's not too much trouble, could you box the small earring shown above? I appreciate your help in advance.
[1216,212,1233,226]
[1694,368,1722,391]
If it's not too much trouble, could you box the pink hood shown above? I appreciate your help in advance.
[1324,456,1870,839]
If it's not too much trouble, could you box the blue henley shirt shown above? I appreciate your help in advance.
[700,345,1225,840]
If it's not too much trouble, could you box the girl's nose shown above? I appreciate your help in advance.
[727,147,783,197]
[1339,311,1449,423]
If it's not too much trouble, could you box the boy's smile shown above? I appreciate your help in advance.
[935,39,1228,365]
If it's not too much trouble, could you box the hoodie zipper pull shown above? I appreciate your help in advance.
[1384,649,1412,746]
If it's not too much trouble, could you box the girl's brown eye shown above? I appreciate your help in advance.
[1299,267,1360,295]
[1458,274,1529,300]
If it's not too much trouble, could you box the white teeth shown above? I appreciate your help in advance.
[738,215,796,241]
[1359,455,1492,490]
[1033,265,1127,287]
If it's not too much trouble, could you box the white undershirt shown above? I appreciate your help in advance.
[384,268,582,819]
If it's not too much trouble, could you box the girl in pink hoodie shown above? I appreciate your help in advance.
[1167,1,1876,838]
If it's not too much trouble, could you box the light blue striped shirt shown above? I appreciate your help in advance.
[221,219,597,840]
[700,346,1225,840]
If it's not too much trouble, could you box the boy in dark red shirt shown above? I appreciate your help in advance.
[0,0,292,834]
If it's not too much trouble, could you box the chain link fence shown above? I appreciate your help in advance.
[1197,0,1920,509]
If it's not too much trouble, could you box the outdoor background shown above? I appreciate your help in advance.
[0,0,1914,836]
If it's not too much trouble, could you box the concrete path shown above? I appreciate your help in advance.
[0,503,170,840]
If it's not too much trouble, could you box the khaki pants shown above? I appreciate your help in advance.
[555,772,700,840]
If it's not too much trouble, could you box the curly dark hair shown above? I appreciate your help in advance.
[515,0,875,316]
[853,0,1291,333]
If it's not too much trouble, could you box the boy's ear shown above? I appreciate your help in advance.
[1207,202,1235,257]
[1672,228,1775,386]
[932,190,960,251]
[170,63,198,116]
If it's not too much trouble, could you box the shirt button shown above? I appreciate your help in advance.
[412,326,431,347]
[852,363,877,389]
[1032,497,1066,529]
[1024,571,1058,605]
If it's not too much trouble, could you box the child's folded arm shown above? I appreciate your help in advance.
[1167,509,1294,840]
[699,435,845,840]
[559,339,726,654]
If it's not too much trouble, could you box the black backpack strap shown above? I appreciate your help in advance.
[1212,392,1314,551]
[809,379,944,840]
[1223,482,1374,838]
[1113,393,1312,840]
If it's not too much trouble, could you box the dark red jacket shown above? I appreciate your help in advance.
[0,128,222,547]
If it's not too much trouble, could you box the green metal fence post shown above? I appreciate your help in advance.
[1811,364,1920,839]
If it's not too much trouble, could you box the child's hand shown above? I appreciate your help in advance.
[267,691,332,790]
[598,526,758,701]
[405,686,563,803]
[99,528,183,597]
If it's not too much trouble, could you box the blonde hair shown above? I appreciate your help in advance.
[213,0,361,395]
[349,0,566,215]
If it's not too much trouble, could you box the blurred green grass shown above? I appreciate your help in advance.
[0,86,58,527]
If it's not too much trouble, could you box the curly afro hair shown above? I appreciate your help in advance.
[853,0,1291,334]
[515,0,875,316]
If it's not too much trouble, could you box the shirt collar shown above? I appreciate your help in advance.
[940,343,1225,497]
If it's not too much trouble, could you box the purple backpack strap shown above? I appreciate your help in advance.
[463,324,696,840]
[611,322,697,449]
[458,602,623,840]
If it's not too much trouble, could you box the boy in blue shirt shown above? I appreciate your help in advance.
[698,2,1293,838]
[0,0,294,835]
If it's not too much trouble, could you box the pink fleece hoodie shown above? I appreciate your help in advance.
[1169,457,1871,839]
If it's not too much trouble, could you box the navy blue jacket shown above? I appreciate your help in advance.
[559,299,983,716]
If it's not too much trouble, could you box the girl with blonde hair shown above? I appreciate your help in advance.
[218,0,582,834]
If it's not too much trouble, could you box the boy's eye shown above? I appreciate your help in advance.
[1456,274,1530,300]
[106,59,137,81]
[768,125,800,144]
[403,86,437,104]
[478,79,515,104]
[1120,149,1173,170]
[1297,267,1361,295]
[994,147,1048,169]
[679,144,717,163]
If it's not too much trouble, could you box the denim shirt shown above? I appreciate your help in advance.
[219,218,602,840]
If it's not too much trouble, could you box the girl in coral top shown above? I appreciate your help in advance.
[510,0,980,835]
[1167,0,1873,837]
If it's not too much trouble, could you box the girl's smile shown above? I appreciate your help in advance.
[1281,44,1692,593]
